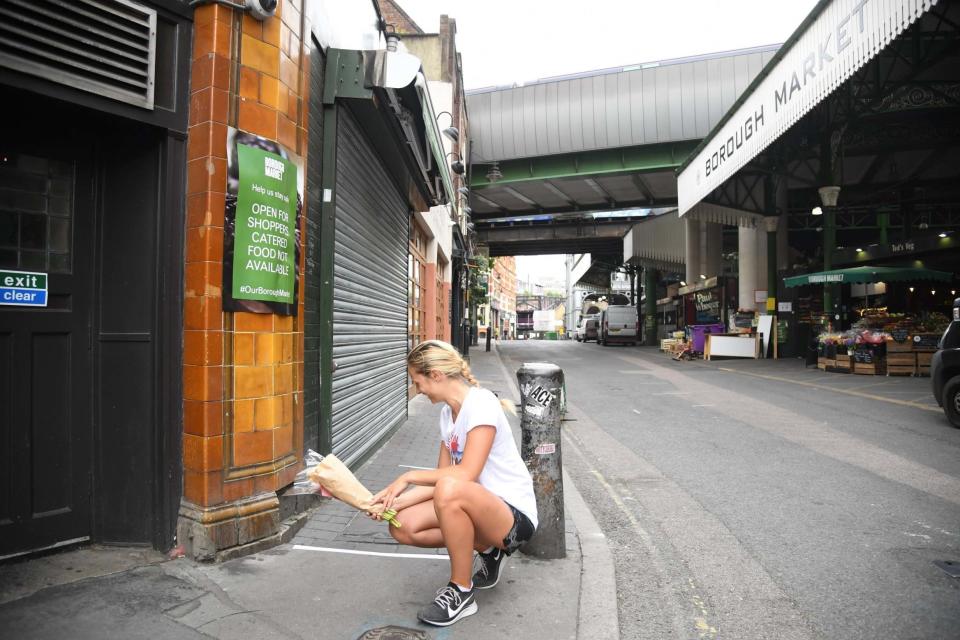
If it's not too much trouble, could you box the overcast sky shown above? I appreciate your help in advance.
[395,0,819,283]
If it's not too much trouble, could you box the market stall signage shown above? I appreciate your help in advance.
[808,274,844,283]
[0,269,47,307]
[233,144,297,304]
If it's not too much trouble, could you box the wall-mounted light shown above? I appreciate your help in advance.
[939,232,949,238]
[931,290,936,295]
[811,206,823,216]
[909,287,915,293]
[856,248,863,252]
[188,0,277,20]
[458,187,470,197]
[445,152,465,175]
[680,281,687,287]
[435,111,459,143]
[699,274,706,279]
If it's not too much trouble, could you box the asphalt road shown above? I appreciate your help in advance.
[495,339,960,640]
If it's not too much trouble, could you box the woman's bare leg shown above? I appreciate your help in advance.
[433,476,514,587]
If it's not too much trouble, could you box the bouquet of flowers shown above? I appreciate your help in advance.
[307,453,402,528]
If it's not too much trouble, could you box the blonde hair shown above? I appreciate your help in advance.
[407,340,516,415]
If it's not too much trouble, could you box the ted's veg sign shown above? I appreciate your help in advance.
[0,269,47,307]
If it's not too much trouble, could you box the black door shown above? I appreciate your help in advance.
[0,126,95,556]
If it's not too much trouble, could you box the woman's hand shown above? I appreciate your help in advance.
[365,503,386,521]
[372,474,410,512]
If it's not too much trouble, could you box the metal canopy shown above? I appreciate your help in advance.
[467,46,779,222]
[677,0,944,215]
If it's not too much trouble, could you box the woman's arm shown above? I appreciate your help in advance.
[372,426,496,510]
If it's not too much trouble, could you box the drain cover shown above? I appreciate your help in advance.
[933,560,960,578]
[356,626,430,640]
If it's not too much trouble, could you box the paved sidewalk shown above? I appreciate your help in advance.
[0,346,613,640]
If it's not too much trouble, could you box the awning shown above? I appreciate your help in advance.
[784,266,953,288]
[677,0,939,216]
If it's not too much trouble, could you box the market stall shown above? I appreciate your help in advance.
[784,266,954,376]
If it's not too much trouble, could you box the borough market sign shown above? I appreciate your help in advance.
[678,0,938,216]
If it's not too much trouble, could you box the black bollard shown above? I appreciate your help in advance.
[517,362,565,559]
[486,324,492,352]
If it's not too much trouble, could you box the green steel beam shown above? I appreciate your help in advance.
[470,140,700,189]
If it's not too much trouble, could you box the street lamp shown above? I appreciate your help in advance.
[445,152,465,175]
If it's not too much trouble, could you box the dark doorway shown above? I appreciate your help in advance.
[0,108,97,556]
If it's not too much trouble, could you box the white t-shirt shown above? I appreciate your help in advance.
[440,387,538,529]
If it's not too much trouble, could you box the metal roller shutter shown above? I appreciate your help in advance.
[331,106,408,467]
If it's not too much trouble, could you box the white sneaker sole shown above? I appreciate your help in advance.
[419,600,478,626]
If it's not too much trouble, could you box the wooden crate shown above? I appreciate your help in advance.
[917,365,931,377]
[886,365,916,376]
[886,353,916,372]
[830,354,852,372]
[916,352,934,366]
[853,361,886,375]
[886,341,914,353]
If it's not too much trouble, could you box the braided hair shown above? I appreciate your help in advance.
[407,340,515,415]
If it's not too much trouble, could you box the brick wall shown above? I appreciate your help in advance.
[180,0,309,560]
[379,0,423,34]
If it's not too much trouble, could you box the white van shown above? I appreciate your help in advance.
[598,305,638,346]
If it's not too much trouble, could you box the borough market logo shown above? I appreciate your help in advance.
[705,0,873,179]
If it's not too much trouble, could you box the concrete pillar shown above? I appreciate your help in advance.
[756,226,769,298]
[685,217,701,284]
[703,222,723,278]
[644,266,658,345]
[738,225,758,311]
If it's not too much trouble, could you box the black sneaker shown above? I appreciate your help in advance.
[417,583,478,627]
[472,547,505,589]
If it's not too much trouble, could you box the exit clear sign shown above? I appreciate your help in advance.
[0,269,48,307]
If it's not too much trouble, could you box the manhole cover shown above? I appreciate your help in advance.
[356,626,430,640]
[933,560,960,578]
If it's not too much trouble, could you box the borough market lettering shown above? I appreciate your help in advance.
[705,0,871,179]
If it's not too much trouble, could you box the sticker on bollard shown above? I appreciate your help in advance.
[517,362,565,559]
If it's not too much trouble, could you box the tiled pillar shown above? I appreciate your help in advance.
[179,0,309,561]
[424,262,438,340]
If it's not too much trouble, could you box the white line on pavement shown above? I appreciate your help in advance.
[292,545,450,560]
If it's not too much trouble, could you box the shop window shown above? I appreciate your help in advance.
[436,257,447,340]
[0,153,73,273]
[408,223,427,352]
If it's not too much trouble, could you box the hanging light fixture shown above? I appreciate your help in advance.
[435,111,459,143]
[818,185,841,207]
[486,161,502,183]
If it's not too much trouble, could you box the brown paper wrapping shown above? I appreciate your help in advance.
[306,453,378,513]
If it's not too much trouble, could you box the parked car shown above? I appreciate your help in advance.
[931,297,960,428]
[598,305,639,346]
[577,315,599,342]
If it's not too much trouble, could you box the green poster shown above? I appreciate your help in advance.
[232,143,298,304]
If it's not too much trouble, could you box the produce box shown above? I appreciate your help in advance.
[917,365,931,377]
[817,356,826,370]
[886,340,913,353]
[853,360,886,375]
[916,352,934,366]
[830,354,851,373]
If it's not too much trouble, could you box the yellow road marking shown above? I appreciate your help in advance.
[717,368,940,412]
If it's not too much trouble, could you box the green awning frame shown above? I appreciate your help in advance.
[784,266,953,288]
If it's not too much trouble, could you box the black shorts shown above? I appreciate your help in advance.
[501,502,536,555]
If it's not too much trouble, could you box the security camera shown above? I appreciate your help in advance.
[246,0,277,20]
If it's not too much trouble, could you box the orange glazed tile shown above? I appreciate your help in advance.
[235,365,274,399]
[187,192,225,229]
[278,461,298,487]
[254,333,276,365]
[184,400,224,437]
[286,90,299,122]
[274,315,293,332]
[275,363,293,394]
[184,365,223,402]
[254,396,278,429]
[234,430,273,467]
[184,330,223,367]
[222,476,255,502]
[277,115,297,151]
[241,13,262,38]
[187,156,228,196]
[238,98,278,140]
[184,434,224,472]
[184,296,223,330]
[239,65,259,100]
[233,398,255,433]
[187,122,211,161]
[254,471,280,494]
[281,3,300,37]
[185,261,222,298]
[259,74,281,110]
[280,334,294,363]
[186,225,224,265]
[279,394,293,426]
[234,311,273,332]
[193,3,227,28]
[183,469,224,507]
[190,55,214,93]
[234,333,254,366]
[241,34,280,77]
[279,54,298,91]
[273,425,293,457]
[262,15,282,48]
